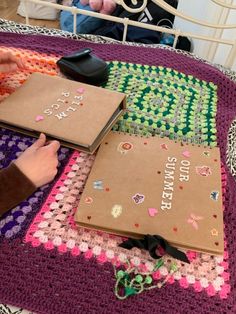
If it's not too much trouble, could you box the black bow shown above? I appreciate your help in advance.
[119,234,190,264]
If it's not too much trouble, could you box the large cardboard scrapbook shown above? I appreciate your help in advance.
[76,132,224,255]
[0,73,126,153]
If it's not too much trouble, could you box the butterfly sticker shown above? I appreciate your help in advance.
[187,213,203,230]
[195,166,212,177]
[203,151,210,157]
[93,180,103,190]
[210,191,219,201]
[132,193,145,204]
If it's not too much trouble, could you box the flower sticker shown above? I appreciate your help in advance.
[195,166,212,177]
[132,193,145,204]
[117,142,133,154]
[187,213,203,230]
[93,180,103,190]
[210,191,219,201]
[111,205,123,218]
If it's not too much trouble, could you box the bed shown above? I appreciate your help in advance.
[0,1,236,313]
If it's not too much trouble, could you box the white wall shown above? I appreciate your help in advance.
[174,0,236,70]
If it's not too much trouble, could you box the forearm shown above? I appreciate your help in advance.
[0,163,36,216]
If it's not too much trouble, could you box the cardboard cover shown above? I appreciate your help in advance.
[76,132,224,255]
[0,73,126,153]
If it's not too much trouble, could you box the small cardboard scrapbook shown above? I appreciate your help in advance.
[76,132,224,255]
[0,73,126,153]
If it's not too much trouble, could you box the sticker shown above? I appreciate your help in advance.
[148,207,158,217]
[117,142,133,154]
[35,115,44,122]
[111,205,122,218]
[134,223,139,228]
[85,197,93,204]
[195,166,212,177]
[187,213,203,230]
[182,150,190,158]
[157,171,161,174]
[203,151,210,157]
[93,180,103,190]
[132,193,145,204]
[173,227,178,232]
[87,216,91,221]
[179,186,183,190]
[77,87,85,94]
[160,143,168,150]
[62,92,70,97]
[105,187,110,192]
[210,191,219,201]
[211,228,219,236]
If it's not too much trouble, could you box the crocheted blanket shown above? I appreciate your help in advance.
[0,31,236,314]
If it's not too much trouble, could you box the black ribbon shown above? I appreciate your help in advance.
[119,234,190,264]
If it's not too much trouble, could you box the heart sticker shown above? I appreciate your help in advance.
[182,150,190,158]
[148,207,158,217]
[35,115,44,122]
[77,87,85,94]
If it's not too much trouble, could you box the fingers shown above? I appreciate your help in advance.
[46,140,60,154]
[31,133,47,149]
[90,0,103,11]
[0,52,26,72]
[0,63,18,73]
[80,0,89,5]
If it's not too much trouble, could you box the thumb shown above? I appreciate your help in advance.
[31,133,46,149]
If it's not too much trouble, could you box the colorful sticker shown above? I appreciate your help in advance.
[160,143,168,150]
[84,197,93,204]
[111,205,123,218]
[211,228,219,236]
[182,150,190,158]
[132,193,145,204]
[93,180,103,190]
[210,191,219,201]
[35,115,44,122]
[195,166,212,177]
[117,142,133,154]
[187,213,203,230]
[203,151,210,157]
[148,207,158,217]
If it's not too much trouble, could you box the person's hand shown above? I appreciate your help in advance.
[14,133,60,188]
[0,51,26,73]
[80,0,116,14]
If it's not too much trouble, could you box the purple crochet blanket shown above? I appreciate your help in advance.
[0,32,236,314]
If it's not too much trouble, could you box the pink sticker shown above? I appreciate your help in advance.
[35,115,44,122]
[77,87,85,94]
[196,166,212,177]
[182,150,190,158]
[148,207,158,217]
